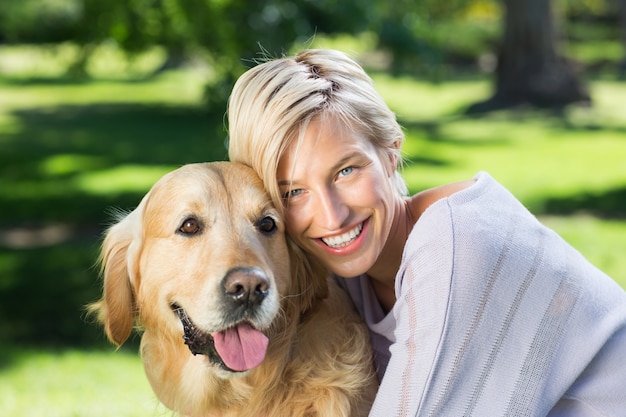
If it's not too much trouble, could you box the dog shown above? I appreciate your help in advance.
[90,162,377,417]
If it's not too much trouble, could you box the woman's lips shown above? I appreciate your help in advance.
[321,222,364,248]
[314,219,368,256]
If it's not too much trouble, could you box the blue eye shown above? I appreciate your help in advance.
[339,167,354,177]
[282,189,303,199]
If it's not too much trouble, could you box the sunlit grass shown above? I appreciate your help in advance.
[566,39,623,63]
[0,43,80,78]
[0,43,170,80]
[0,69,210,110]
[76,165,178,195]
[0,348,168,417]
[373,73,492,119]
[540,215,626,289]
[401,119,626,204]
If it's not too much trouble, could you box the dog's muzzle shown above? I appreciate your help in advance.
[172,305,270,373]
[171,267,274,373]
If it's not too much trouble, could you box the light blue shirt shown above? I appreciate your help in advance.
[341,172,626,416]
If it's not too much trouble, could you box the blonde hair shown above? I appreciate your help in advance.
[227,49,407,217]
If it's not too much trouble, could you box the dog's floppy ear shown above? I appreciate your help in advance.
[288,239,329,314]
[90,208,143,347]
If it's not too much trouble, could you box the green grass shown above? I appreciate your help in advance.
[540,215,626,281]
[0,347,167,417]
[0,42,625,415]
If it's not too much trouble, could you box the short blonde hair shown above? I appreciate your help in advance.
[227,49,407,216]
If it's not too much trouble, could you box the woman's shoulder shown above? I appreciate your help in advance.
[403,172,533,259]
[407,178,477,222]
[409,172,527,223]
[406,171,512,214]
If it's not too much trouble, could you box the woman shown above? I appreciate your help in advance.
[228,49,626,416]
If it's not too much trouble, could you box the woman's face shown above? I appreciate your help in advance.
[276,115,397,278]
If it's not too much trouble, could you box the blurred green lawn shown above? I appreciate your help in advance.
[0,347,168,417]
[1,42,625,416]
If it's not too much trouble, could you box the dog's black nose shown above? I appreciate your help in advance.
[222,267,269,307]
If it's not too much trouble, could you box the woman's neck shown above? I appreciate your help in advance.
[365,178,475,312]
[366,197,416,312]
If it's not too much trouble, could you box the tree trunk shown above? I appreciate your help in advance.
[467,0,591,113]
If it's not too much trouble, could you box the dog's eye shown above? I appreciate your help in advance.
[257,216,277,235]
[179,218,201,235]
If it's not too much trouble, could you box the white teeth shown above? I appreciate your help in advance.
[321,223,363,248]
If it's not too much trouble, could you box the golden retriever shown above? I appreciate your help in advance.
[90,162,377,417]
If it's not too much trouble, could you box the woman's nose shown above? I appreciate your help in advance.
[314,188,348,231]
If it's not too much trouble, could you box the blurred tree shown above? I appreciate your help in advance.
[468,0,591,112]
[0,0,482,85]
[62,0,377,104]
[619,0,626,77]
[376,0,477,77]
[0,0,82,43]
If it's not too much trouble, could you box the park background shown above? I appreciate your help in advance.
[1,0,626,415]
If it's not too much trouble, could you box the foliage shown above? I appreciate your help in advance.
[0,0,491,84]
[564,0,620,16]
[1,0,624,89]
[0,0,82,43]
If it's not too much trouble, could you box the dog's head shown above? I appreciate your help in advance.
[90,162,328,374]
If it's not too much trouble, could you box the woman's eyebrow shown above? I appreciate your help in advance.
[330,151,361,172]
[277,151,363,187]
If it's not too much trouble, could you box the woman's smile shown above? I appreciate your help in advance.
[315,219,370,257]
[320,221,363,248]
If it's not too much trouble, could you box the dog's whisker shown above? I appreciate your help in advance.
[279,282,313,301]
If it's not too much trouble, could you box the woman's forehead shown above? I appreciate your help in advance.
[278,117,378,180]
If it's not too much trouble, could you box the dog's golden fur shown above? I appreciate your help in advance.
[90,162,377,417]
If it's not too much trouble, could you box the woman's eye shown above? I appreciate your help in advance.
[179,218,201,235]
[257,216,277,234]
[338,167,354,177]
[282,188,303,200]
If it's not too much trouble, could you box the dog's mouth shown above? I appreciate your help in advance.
[171,304,269,373]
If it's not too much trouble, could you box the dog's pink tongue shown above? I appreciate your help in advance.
[212,323,269,371]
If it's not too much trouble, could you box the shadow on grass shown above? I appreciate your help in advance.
[0,102,226,347]
[400,118,514,146]
[400,107,626,143]
[0,75,158,87]
[1,103,228,224]
[541,187,626,219]
[3,103,228,165]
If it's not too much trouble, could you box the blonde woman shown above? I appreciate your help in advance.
[228,49,626,416]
